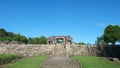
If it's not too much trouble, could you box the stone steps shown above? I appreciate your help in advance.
[53,45,67,57]
[41,45,81,68]
[41,57,81,68]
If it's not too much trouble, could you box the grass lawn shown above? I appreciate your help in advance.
[7,55,50,68]
[70,56,120,68]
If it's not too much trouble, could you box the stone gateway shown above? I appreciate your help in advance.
[47,36,73,45]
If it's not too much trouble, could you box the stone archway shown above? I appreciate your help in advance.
[56,38,63,44]
[47,36,73,45]
[67,40,72,44]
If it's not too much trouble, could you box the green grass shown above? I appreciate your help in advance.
[0,54,22,65]
[8,55,50,68]
[70,56,120,68]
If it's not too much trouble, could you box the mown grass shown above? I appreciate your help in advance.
[0,54,22,65]
[70,56,120,68]
[8,55,50,68]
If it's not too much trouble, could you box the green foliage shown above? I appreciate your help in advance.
[95,35,107,45]
[7,32,15,41]
[9,55,50,68]
[0,28,48,44]
[0,29,15,42]
[0,54,22,65]
[28,36,47,44]
[13,34,28,44]
[28,37,35,44]
[0,29,7,37]
[28,37,40,44]
[0,28,28,44]
[77,42,86,45]
[71,56,120,68]
[39,36,47,44]
[104,25,120,45]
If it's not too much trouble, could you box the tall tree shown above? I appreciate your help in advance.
[77,42,86,45]
[95,35,106,45]
[104,25,120,45]
[13,34,28,44]
[28,37,34,44]
[0,29,11,41]
[0,29,7,37]
[28,36,47,44]
[39,36,47,44]
[6,32,15,41]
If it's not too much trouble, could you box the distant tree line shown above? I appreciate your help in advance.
[77,42,86,45]
[0,29,47,44]
[96,25,120,45]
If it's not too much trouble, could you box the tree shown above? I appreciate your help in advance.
[28,36,47,44]
[77,42,86,45]
[39,36,47,44]
[0,28,47,44]
[34,37,41,44]
[7,32,15,38]
[6,32,15,41]
[104,25,120,45]
[0,29,7,37]
[13,34,28,44]
[95,35,107,45]
[20,35,28,44]
[28,37,40,44]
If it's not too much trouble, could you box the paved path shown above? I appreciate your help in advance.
[41,45,81,68]
[41,57,81,68]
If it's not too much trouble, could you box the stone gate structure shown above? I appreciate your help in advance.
[47,36,72,45]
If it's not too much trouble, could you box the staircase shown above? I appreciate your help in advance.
[52,45,67,57]
[41,45,81,68]
[41,57,81,68]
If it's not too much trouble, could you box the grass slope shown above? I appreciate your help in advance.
[0,54,22,66]
[8,55,50,68]
[71,56,120,68]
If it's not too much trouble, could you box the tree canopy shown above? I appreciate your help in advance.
[104,25,120,45]
[0,28,48,44]
[77,42,86,45]
[96,25,120,45]
[95,35,107,45]
[28,36,47,44]
[13,34,28,44]
[0,29,7,37]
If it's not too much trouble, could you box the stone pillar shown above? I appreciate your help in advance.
[63,37,65,45]
[47,41,50,44]
[52,41,55,44]
[54,38,57,45]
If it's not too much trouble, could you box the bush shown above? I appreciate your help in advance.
[0,54,22,65]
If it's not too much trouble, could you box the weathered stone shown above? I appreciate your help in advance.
[47,36,73,45]
[113,58,120,63]
[0,44,98,57]
[41,57,81,68]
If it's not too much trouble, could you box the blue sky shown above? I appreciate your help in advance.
[0,0,120,44]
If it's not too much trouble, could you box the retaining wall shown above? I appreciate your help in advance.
[0,44,120,59]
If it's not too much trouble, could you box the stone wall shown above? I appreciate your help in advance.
[66,44,90,56]
[2,44,120,58]
[0,44,55,56]
[0,44,92,56]
[97,45,120,59]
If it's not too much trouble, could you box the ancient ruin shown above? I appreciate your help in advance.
[47,36,73,45]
